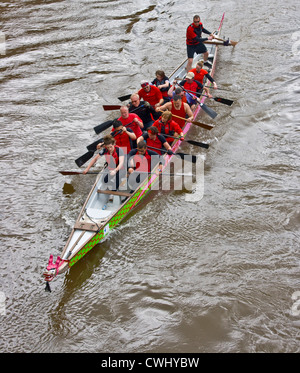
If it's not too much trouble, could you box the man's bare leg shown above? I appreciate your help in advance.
[186,57,193,72]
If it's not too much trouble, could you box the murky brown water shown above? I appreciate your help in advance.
[0,0,299,353]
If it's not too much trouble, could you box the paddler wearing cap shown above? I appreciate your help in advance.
[177,72,212,109]
[137,80,164,117]
[167,85,187,103]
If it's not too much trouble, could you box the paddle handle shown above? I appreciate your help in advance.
[170,113,214,130]
[60,171,101,175]
[212,36,238,46]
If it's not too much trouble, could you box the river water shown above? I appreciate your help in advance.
[0,0,299,353]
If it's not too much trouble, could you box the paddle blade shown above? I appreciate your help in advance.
[199,103,218,119]
[45,281,51,292]
[60,171,82,175]
[103,105,121,111]
[94,120,114,135]
[75,151,94,167]
[213,97,233,106]
[186,140,209,149]
[60,171,99,175]
[118,94,131,102]
[87,138,103,152]
[205,37,238,47]
[191,121,214,130]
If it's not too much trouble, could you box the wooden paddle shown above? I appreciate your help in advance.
[103,105,122,111]
[75,142,104,167]
[86,138,104,152]
[75,130,121,168]
[211,96,233,106]
[158,133,209,149]
[60,171,101,175]
[204,40,236,46]
[131,171,194,176]
[61,170,194,178]
[214,36,238,46]
[102,104,147,112]
[75,151,95,168]
[169,113,214,131]
[204,85,233,92]
[94,119,115,135]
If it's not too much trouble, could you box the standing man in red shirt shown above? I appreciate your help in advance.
[186,15,215,72]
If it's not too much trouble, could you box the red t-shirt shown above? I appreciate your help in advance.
[153,118,182,143]
[142,133,166,155]
[111,128,134,154]
[137,85,163,107]
[103,146,124,170]
[182,80,199,93]
[128,149,153,172]
[189,68,208,85]
[118,113,143,137]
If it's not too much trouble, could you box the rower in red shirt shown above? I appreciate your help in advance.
[127,140,164,189]
[189,60,218,88]
[178,72,212,109]
[110,119,136,154]
[156,94,194,129]
[137,126,173,155]
[118,105,144,139]
[83,135,126,192]
[138,80,164,110]
[153,111,184,144]
[128,141,161,174]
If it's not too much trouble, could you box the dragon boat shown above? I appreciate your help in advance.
[43,13,227,291]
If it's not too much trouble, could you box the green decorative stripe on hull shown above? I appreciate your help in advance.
[68,185,150,267]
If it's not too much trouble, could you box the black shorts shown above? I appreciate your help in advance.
[187,43,207,58]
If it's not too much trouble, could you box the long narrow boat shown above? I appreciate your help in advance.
[43,13,225,290]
